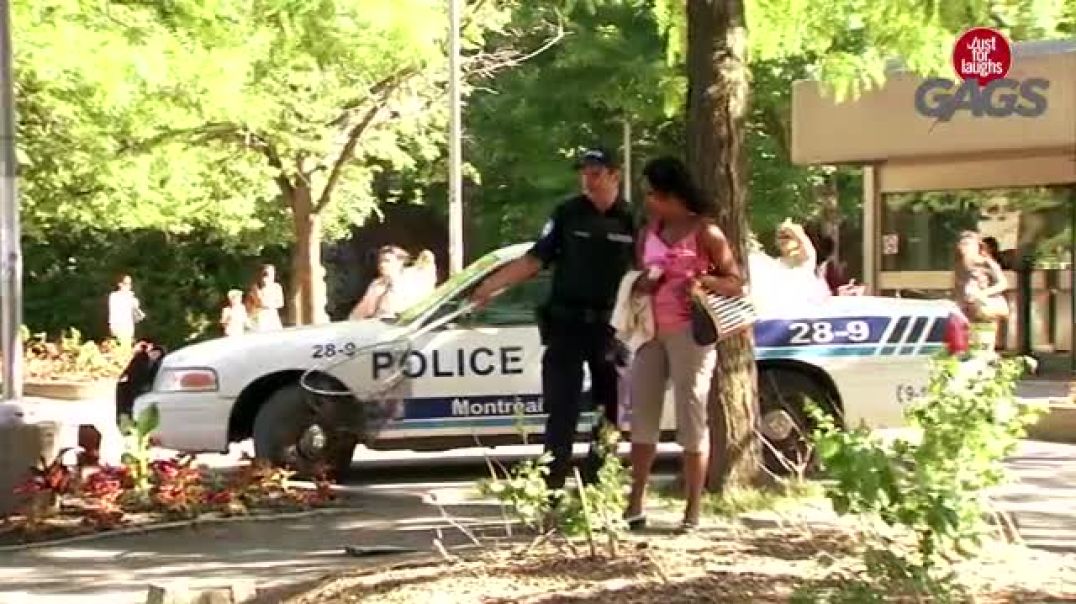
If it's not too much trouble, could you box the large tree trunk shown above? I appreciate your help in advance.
[287,184,329,326]
[686,0,764,492]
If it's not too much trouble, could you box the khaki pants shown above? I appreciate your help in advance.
[629,328,717,453]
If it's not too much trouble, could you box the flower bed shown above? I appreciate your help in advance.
[6,328,132,386]
[0,449,340,548]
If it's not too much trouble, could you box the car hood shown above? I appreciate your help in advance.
[161,319,406,369]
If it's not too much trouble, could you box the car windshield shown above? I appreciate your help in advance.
[392,250,504,326]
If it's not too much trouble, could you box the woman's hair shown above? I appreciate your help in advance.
[378,245,411,263]
[814,233,836,260]
[116,273,132,286]
[245,286,262,313]
[642,156,710,215]
[955,230,983,267]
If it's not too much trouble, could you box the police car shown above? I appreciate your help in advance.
[134,243,965,475]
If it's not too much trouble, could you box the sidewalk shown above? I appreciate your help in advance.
[3,440,1076,603]
[991,440,1076,554]
[0,488,500,604]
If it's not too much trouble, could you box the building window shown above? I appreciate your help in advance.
[880,186,1074,273]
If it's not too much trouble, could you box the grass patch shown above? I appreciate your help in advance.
[652,478,825,517]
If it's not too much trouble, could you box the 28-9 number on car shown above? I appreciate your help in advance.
[311,342,358,359]
[787,320,871,345]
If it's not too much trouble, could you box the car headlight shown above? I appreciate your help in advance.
[156,368,219,393]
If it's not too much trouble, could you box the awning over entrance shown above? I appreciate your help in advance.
[791,38,1076,177]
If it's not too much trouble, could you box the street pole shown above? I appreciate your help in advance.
[622,118,632,206]
[1070,188,1074,375]
[447,0,464,275]
[0,0,22,402]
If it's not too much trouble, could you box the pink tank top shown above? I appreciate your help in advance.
[642,223,710,333]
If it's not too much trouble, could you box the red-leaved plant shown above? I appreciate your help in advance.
[79,466,131,529]
[149,455,205,518]
[13,448,77,524]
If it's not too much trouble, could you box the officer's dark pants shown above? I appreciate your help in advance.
[541,320,619,490]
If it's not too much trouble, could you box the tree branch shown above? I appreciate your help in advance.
[329,68,419,128]
[462,19,566,81]
[314,102,386,213]
[122,121,295,197]
[315,69,418,213]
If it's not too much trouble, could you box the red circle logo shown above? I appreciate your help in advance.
[952,27,1012,86]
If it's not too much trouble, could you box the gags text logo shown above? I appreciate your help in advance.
[914,27,1049,122]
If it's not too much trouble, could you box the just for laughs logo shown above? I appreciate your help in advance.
[914,27,1049,122]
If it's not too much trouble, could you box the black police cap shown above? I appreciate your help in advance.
[574,146,618,170]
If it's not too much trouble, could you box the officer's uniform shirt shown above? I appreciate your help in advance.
[527,194,635,320]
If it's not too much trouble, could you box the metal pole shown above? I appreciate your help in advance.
[0,0,22,401]
[447,0,464,275]
[622,118,631,205]
[862,165,878,294]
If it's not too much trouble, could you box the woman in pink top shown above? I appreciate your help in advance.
[624,157,744,533]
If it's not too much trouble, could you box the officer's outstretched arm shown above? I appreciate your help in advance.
[470,255,542,306]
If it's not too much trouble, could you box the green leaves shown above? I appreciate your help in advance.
[812,354,1042,577]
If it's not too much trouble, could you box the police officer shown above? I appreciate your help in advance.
[471,147,635,489]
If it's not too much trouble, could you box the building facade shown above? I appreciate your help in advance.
[792,39,1075,355]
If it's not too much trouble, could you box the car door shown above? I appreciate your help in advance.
[384,272,551,443]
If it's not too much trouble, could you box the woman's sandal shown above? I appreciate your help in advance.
[676,518,700,535]
[624,513,648,531]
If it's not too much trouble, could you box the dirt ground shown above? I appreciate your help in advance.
[284,524,1076,603]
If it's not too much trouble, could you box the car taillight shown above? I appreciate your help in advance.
[944,312,970,356]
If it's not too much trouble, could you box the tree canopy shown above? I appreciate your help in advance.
[11,0,1073,341]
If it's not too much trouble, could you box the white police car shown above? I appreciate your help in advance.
[134,243,965,475]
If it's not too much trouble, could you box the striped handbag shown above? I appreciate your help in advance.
[689,282,757,346]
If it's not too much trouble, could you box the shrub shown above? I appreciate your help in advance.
[810,354,1045,593]
[14,327,131,382]
[120,404,160,494]
[479,422,629,557]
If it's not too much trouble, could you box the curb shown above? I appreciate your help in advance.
[0,505,364,553]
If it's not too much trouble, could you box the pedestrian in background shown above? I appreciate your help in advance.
[351,246,439,320]
[247,264,284,331]
[953,231,1009,352]
[108,273,144,346]
[471,146,635,490]
[220,289,249,337]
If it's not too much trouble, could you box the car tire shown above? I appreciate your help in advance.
[252,383,358,480]
[757,368,837,477]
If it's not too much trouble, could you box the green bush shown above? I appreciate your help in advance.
[478,422,629,556]
[23,228,288,349]
[810,354,1045,592]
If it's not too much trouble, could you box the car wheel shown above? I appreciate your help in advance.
[757,368,837,477]
[252,383,358,480]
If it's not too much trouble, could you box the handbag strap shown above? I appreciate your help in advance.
[693,219,718,277]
